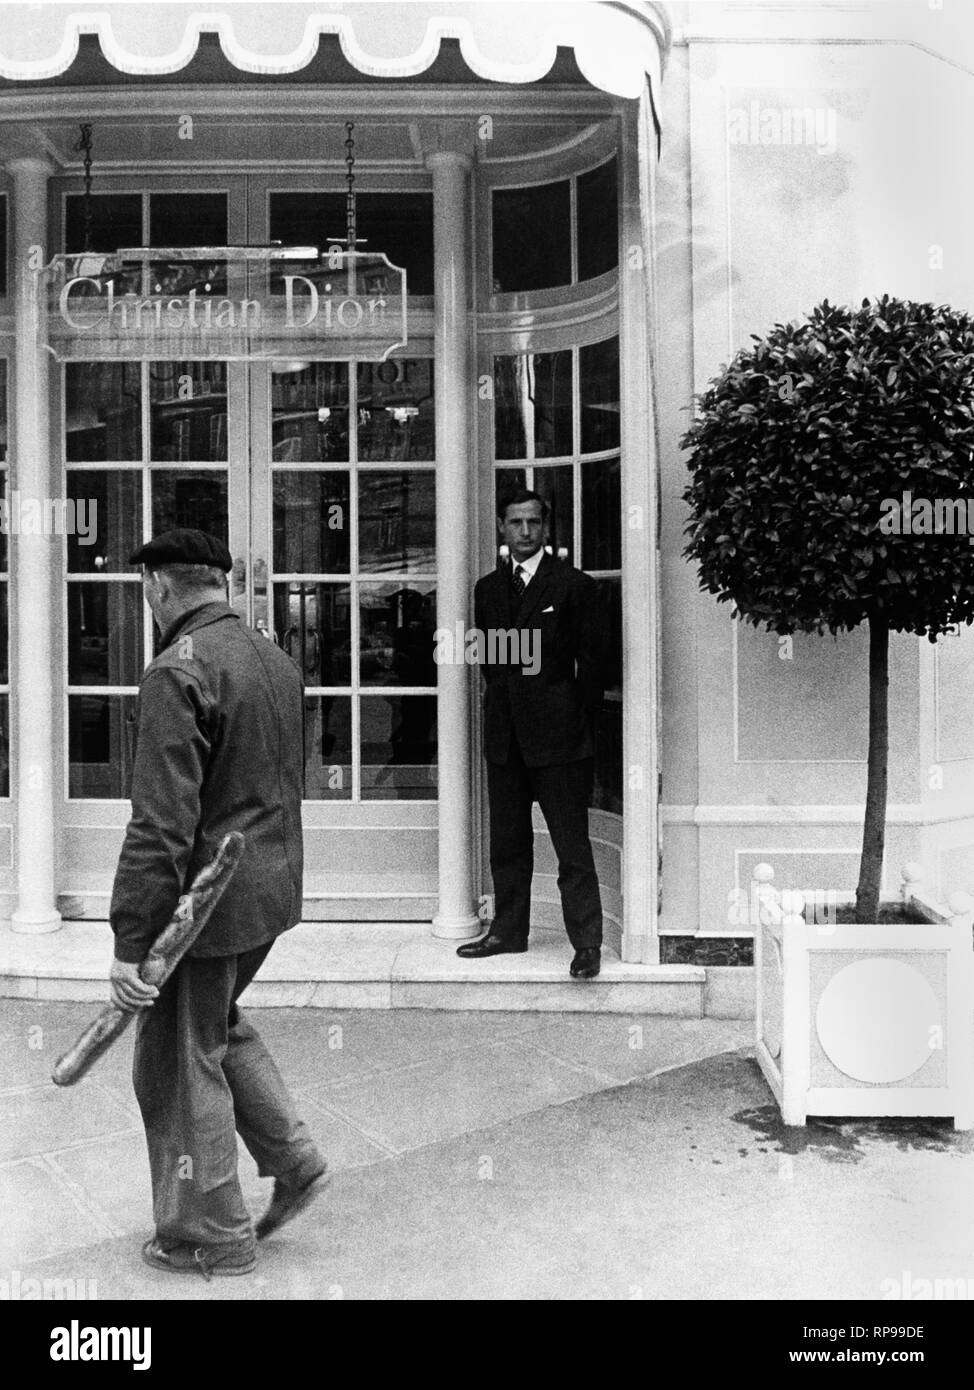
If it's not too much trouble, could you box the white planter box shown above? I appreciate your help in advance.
[753,863,974,1129]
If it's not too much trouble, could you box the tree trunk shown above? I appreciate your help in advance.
[855,614,889,923]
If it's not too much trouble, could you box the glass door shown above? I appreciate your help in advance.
[63,354,440,919]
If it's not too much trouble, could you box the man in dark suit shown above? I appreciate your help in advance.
[109,528,328,1279]
[458,490,606,978]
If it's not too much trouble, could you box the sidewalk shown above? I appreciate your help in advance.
[3,999,973,1300]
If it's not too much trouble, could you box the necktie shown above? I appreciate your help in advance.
[511,564,526,600]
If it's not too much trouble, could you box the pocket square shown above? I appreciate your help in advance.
[542,605,554,613]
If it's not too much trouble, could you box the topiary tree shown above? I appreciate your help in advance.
[681,296,974,923]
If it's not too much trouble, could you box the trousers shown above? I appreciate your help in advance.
[132,939,323,1248]
[486,740,603,950]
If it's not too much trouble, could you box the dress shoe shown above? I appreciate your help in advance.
[570,947,601,979]
[256,1165,330,1241]
[457,933,528,959]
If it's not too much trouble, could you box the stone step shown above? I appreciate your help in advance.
[0,922,751,1017]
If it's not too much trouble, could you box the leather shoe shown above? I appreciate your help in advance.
[457,934,528,959]
[570,947,601,979]
[256,1166,330,1241]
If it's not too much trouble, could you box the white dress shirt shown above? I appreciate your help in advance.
[513,547,544,587]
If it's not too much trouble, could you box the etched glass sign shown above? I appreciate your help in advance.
[42,246,408,362]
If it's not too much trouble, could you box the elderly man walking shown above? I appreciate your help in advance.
[109,528,328,1279]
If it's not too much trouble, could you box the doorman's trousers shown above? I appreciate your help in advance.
[132,940,324,1248]
[487,741,603,950]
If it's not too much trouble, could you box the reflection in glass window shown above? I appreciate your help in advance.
[359,471,435,575]
[272,582,351,686]
[150,361,228,461]
[303,696,352,800]
[274,472,350,574]
[580,338,620,454]
[67,471,141,573]
[492,181,571,293]
[361,696,437,801]
[271,362,349,462]
[149,193,228,296]
[67,583,144,686]
[0,583,7,685]
[269,192,434,294]
[152,470,228,540]
[592,576,622,815]
[65,194,142,254]
[531,466,574,562]
[0,694,7,796]
[582,456,621,571]
[357,360,434,461]
[0,356,6,460]
[577,158,618,281]
[494,352,572,460]
[68,693,139,798]
[359,583,437,688]
[593,704,622,815]
[65,363,142,461]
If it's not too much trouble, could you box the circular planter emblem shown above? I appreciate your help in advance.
[815,959,941,1084]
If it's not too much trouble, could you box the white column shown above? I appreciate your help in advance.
[618,92,662,963]
[428,150,480,939]
[9,156,61,932]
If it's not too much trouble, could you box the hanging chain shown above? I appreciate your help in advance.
[74,123,94,252]
[344,121,356,252]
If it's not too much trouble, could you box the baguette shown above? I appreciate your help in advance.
[51,831,245,1087]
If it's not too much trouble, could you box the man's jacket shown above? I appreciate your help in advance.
[473,551,605,768]
[110,602,304,963]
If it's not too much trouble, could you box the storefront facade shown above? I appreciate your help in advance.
[0,1,664,966]
[2,2,971,1001]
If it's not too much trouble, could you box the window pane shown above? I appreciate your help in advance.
[150,361,228,461]
[273,582,351,686]
[67,470,141,573]
[358,471,435,574]
[596,576,622,695]
[269,192,434,294]
[68,693,139,798]
[149,193,228,296]
[493,351,572,461]
[0,693,7,795]
[65,194,142,254]
[359,582,436,687]
[582,455,621,571]
[272,362,349,462]
[0,196,7,298]
[68,582,144,685]
[0,581,7,684]
[273,472,350,573]
[360,696,437,800]
[152,469,228,539]
[357,360,434,461]
[492,182,571,292]
[531,466,574,563]
[577,158,618,281]
[592,702,622,815]
[65,363,142,461]
[303,695,352,800]
[580,337,620,453]
[0,358,7,460]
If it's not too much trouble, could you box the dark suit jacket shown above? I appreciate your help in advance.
[110,601,304,963]
[474,552,605,768]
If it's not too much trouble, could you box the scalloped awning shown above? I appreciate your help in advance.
[0,2,668,99]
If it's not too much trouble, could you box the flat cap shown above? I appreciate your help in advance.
[129,528,233,572]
